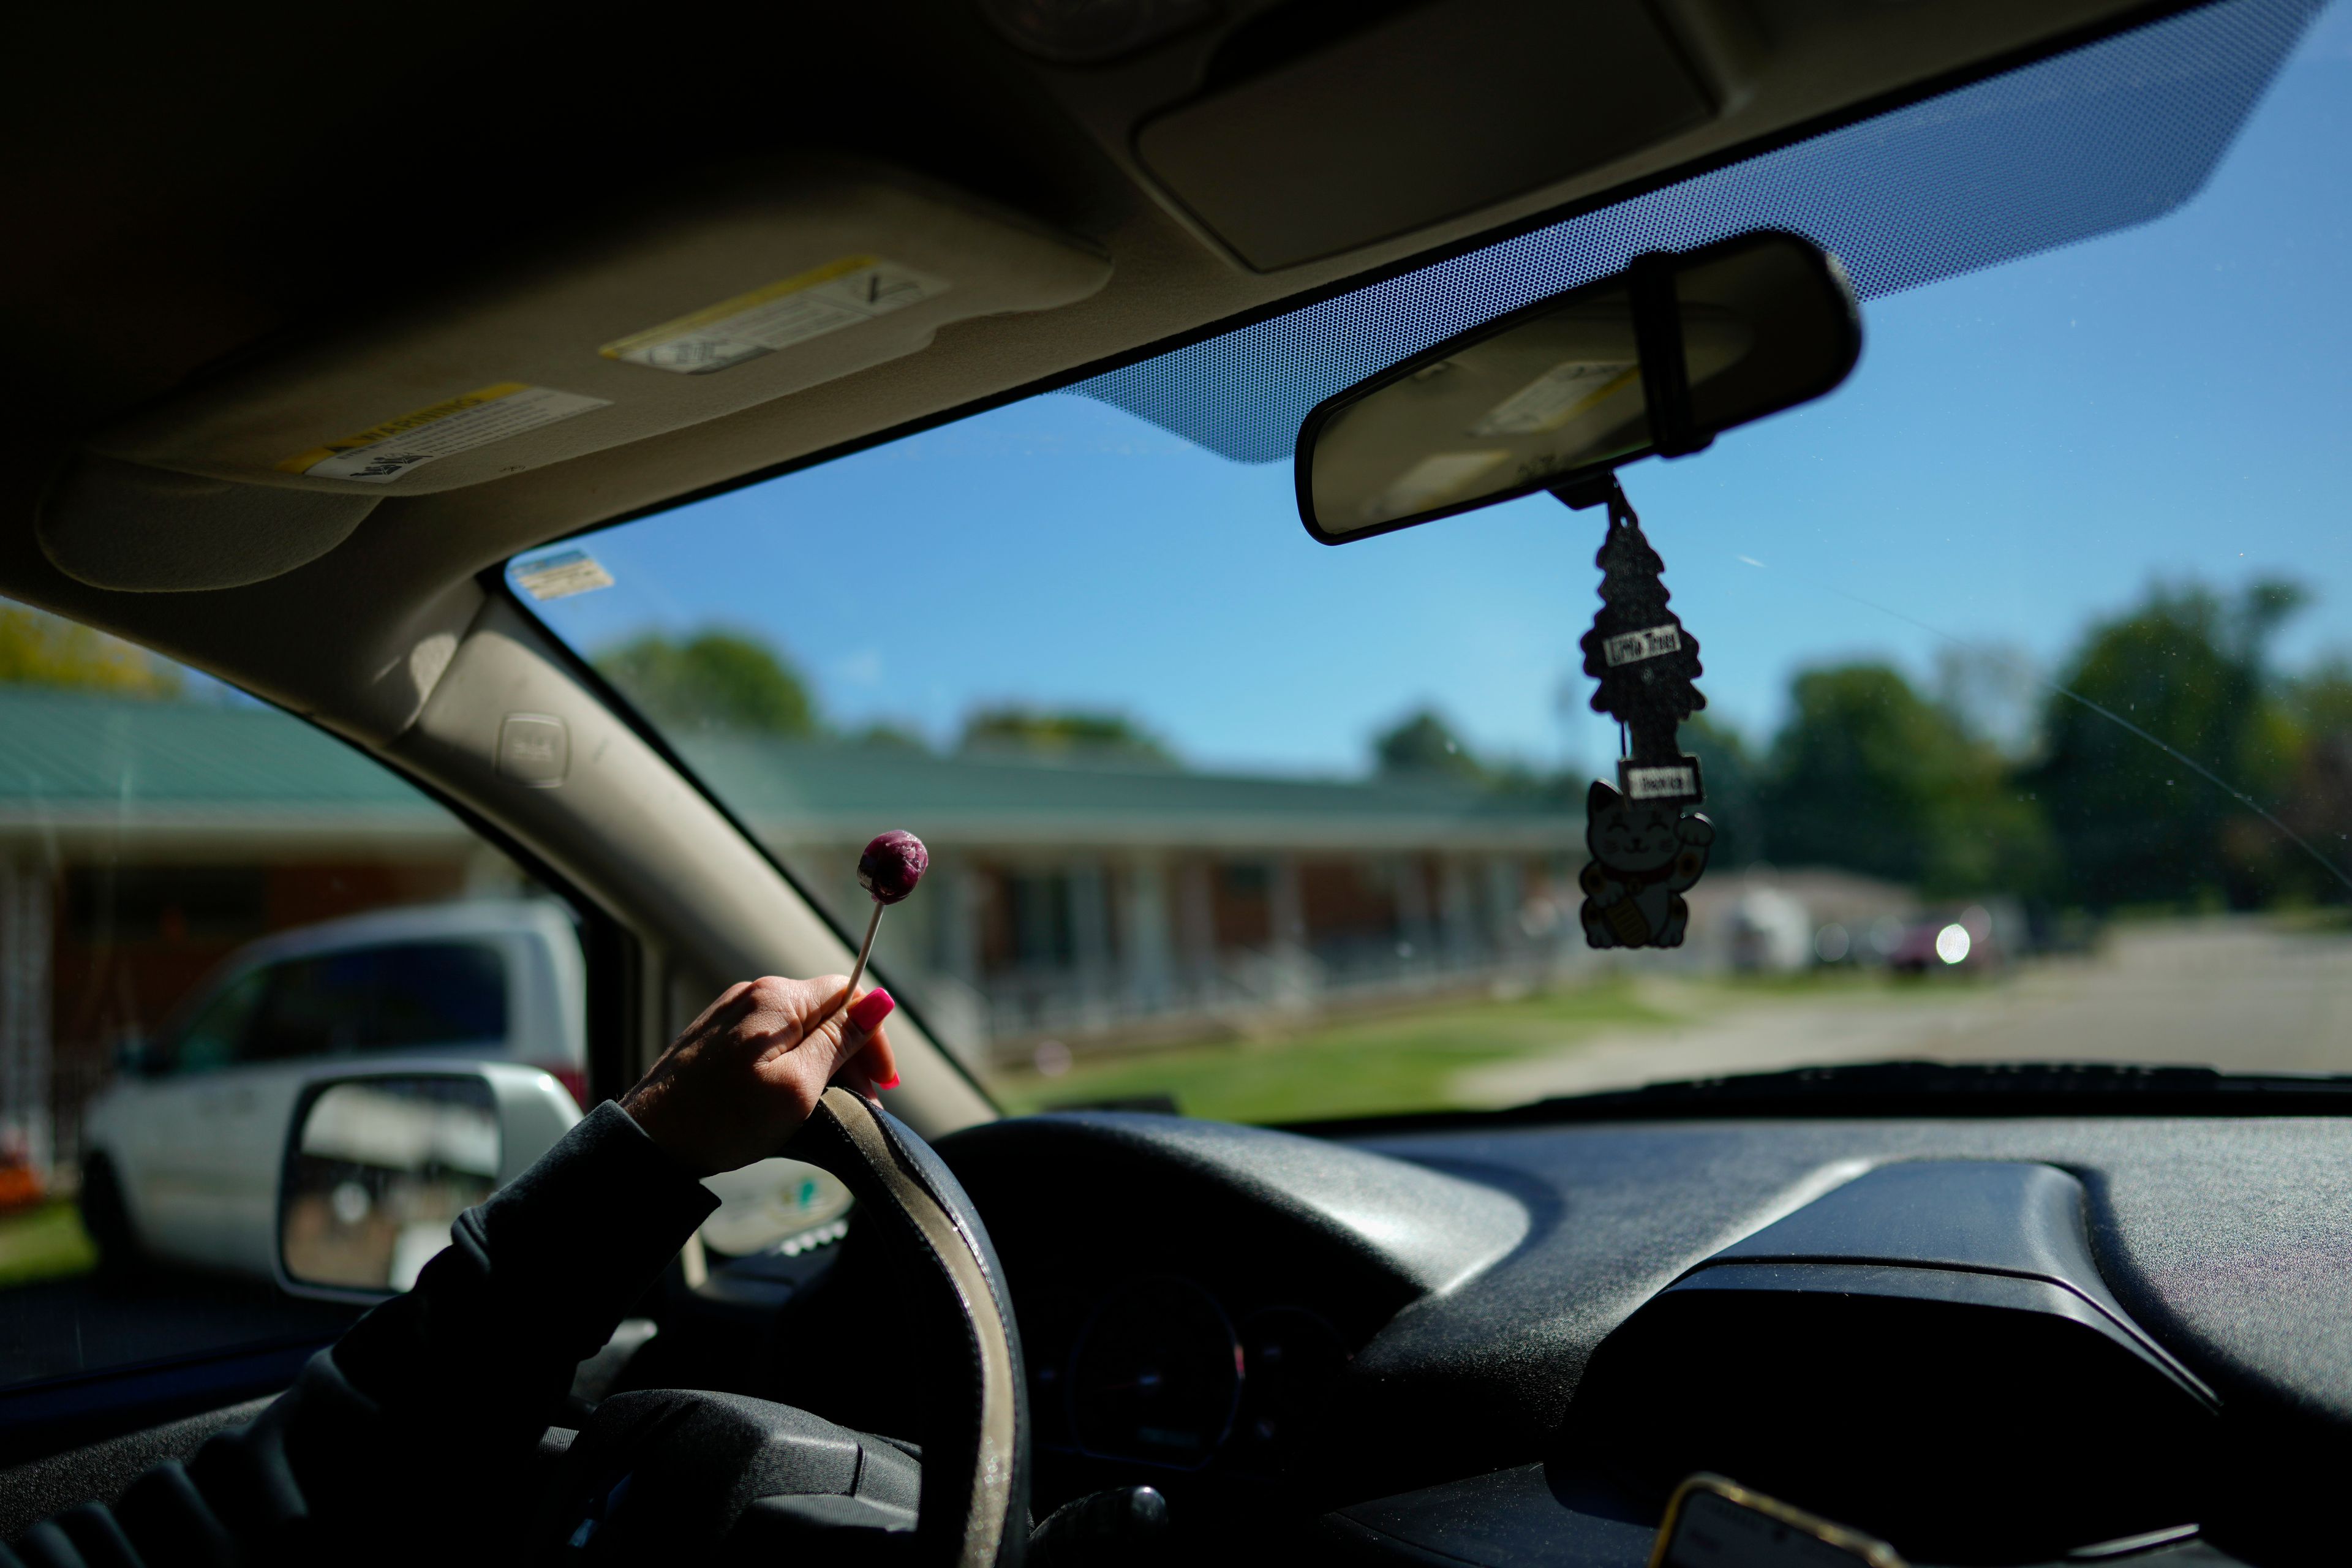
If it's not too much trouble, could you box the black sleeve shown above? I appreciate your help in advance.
[4,1102,719,1568]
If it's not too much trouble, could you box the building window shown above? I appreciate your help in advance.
[1007,873,1075,969]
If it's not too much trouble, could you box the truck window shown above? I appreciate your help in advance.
[163,968,268,1076]
[241,941,510,1063]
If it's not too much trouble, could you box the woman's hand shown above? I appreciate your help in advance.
[619,976,900,1176]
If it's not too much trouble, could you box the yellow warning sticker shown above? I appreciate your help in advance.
[600,255,949,375]
[277,383,611,484]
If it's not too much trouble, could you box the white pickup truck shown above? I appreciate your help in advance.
[80,900,586,1279]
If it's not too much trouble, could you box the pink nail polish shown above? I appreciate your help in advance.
[848,988,895,1032]
[877,1071,902,1090]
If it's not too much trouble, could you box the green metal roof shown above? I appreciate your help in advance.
[0,688,451,854]
[683,736,1578,852]
[0,688,429,809]
[0,690,1578,854]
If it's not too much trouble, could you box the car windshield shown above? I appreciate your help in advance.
[516,1,2352,1126]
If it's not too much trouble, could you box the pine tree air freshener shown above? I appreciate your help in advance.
[1285,233,1864,937]
[1566,477,1714,949]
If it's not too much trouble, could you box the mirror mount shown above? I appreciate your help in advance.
[1627,251,1710,461]
[1550,470,1626,512]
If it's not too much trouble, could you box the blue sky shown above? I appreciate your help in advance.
[530,6,2352,781]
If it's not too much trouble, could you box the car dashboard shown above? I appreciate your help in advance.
[707,1105,2352,1567]
[9,1051,2340,1568]
[943,1115,1530,1502]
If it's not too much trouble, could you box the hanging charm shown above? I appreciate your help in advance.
[1567,478,1714,949]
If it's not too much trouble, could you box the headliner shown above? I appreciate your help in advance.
[0,0,2294,733]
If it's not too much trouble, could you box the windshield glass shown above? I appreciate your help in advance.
[517,3,2352,1125]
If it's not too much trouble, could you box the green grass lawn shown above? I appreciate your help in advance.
[990,976,1682,1124]
[987,966,2005,1125]
[0,1200,96,1288]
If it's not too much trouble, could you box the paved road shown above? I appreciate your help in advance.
[1457,918,2352,1107]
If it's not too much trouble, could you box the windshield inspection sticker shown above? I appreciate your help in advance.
[1472,360,1638,436]
[277,383,609,484]
[601,255,949,375]
[512,549,615,601]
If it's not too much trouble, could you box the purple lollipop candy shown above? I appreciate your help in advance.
[837,831,928,1030]
[858,830,929,907]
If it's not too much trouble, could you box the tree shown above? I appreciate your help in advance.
[848,721,930,752]
[1679,714,1763,869]
[959,707,1174,764]
[0,601,181,698]
[1934,643,2039,756]
[594,629,817,736]
[2217,656,2352,906]
[1372,708,1486,784]
[2026,582,2299,909]
[1761,663,2052,896]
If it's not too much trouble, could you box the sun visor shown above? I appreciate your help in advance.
[77,163,1111,499]
[39,457,380,592]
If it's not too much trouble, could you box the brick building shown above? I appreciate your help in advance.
[679,735,1589,1059]
[2,690,1588,1166]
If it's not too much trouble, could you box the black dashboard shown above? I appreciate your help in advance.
[916,1107,2352,1567]
[939,1114,1528,1501]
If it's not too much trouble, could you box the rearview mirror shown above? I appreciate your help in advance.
[276,1066,582,1300]
[1295,230,1861,543]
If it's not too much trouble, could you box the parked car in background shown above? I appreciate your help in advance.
[1886,905,2007,976]
[79,900,584,1278]
[1724,887,1815,974]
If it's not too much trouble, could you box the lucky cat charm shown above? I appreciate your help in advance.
[1578,779,1714,949]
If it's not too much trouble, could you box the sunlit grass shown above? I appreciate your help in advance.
[987,966,2010,1125]
[0,1201,97,1287]
[990,977,1681,1124]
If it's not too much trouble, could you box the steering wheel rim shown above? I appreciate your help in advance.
[786,1085,1031,1568]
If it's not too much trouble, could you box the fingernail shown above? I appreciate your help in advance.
[848,988,895,1032]
[877,1071,901,1090]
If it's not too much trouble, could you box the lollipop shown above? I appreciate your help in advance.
[842,829,928,1009]
[858,829,929,906]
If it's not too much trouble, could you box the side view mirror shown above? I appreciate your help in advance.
[1295,228,1861,543]
[276,1065,582,1301]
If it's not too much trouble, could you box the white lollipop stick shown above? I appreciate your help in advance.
[843,900,884,1005]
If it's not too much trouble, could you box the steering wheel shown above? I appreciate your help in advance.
[551,1088,1029,1566]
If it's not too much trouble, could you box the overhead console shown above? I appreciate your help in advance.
[1128,0,1711,271]
[981,0,1721,271]
[974,0,2174,276]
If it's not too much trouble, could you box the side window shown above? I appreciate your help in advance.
[158,968,268,1076]
[0,597,586,1390]
[364,942,508,1049]
[241,941,509,1063]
